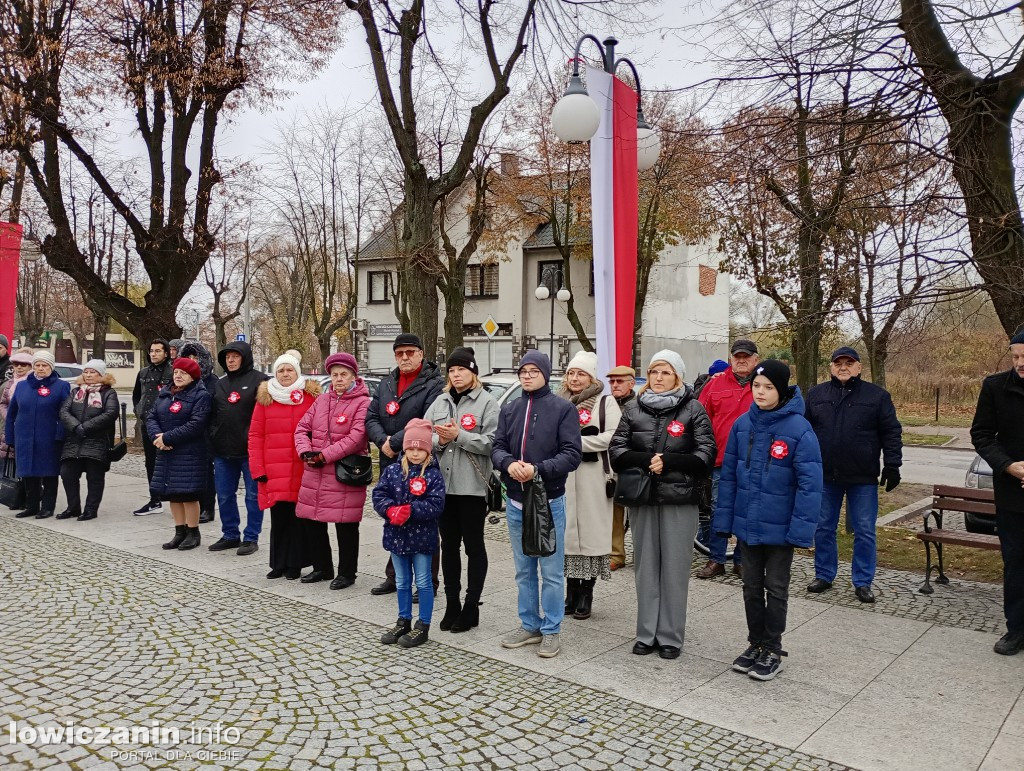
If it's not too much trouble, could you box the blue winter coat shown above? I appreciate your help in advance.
[371,458,445,556]
[145,381,212,499]
[712,388,823,548]
[4,373,71,477]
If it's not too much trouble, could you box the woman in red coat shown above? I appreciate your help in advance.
[248,353,321,580]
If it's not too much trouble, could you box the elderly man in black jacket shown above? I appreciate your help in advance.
[365,333,445,595]
[805,347,902,604]
[971,332,1024,655]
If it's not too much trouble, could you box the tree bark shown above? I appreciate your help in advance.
[92,314,110,361]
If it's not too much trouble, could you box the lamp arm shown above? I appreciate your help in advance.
[571,34,608,76]
[614,57,643,106]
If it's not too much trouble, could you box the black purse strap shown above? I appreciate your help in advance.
[599,396,611,477]
[119,402,127,442]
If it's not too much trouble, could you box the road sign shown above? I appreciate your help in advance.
[235,333,246,342]
[482,316,499,339]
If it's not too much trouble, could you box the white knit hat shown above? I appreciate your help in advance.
[32,350,56,368]
[566,350,599,381]
[648,349,686,381]
[273,353,302,375]
[83,358,107,377]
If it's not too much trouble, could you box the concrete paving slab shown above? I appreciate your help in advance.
[781,636,898,697]
[979,730,1024,770]
[1002,693,1024,738]
[786,603,931,656]
[463,619,632,675]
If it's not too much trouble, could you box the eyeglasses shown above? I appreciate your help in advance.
[647,369,675,378]
[395,350,420,359]
[519,369,543,378]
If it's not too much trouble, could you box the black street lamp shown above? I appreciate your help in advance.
[535,265,571,364]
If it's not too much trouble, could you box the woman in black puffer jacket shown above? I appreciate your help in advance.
[58,360,120,521]
[609,349,716,661]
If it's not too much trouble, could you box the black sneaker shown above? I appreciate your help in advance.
[132,501,162,516]
[236,541,258,556]
[398,620,430,648]
[732,644,762,673]
[208,537,241,552]
[994,630,1024,656]
[381,618,411,645]
[748,648,785,681]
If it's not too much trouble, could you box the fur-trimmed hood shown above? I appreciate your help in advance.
[73,373,117,387]
[256,377,321,406]
[178,340,215,380]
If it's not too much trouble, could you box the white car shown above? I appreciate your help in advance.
[54,363,84,383]
[481,370,563,408]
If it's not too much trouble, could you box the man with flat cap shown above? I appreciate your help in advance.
[806,346,902,603]
[365,332,444,595]
[607,365,637,570]
[971,330,1024,655]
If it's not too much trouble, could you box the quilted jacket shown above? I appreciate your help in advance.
[371,457,445,555]
[145,380,213,499]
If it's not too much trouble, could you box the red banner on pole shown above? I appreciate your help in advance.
[0,222,23,345]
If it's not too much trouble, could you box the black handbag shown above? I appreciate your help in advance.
[0,454,25,510]
[109,403,128,462]
[335,454,373,486]
[613,404,677,507]
[522,472,556,557]
[486,469,505,512]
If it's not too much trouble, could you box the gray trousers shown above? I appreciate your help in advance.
[631,503,699,648]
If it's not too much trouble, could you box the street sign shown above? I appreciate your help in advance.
[235,333,246,342]
[482,316,499,339]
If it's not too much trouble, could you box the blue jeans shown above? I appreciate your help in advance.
[505,495,566,635]
[706,469,741,565]
[392,552,434,624]
[814,482,878,587]
[214,457,263,543]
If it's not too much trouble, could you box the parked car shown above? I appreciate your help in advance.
[55,363,84,383]
[964,454,997,534]
[481,370,563,410]
[317,374,380,398]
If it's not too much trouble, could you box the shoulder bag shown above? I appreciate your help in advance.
[109,403,128,462]
[328,400,373,486]
[599,396,616,499]
[0,454,25,510]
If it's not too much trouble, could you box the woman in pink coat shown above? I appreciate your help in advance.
[248,353,321,580]
[294,352,371,589]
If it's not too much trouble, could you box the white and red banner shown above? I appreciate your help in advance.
[587,65,638,384]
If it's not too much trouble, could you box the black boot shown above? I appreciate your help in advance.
[399,620,430,648]
[198,509,215,524]
[177,526,201,551]
[162,525,187,550]
[438,594,462,631]
[565,578,580,614]
[574,579,596,620]
[381,617,412,645]
[450,596,480,633]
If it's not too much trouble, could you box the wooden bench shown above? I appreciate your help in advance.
[916,485,999,594]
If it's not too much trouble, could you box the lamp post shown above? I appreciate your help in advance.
[535,265,571,364]
[550,35,661,170]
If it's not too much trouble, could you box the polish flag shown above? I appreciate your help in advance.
[588,65,638,385]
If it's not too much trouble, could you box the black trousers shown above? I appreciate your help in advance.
[60,458,107,515]
[303,519,359,579]
[142,426,158,502]
[200,459,216,515]
[997,507,1024,634]
[740,541,794,653]
[269,502,306,573]
[439,494,489,601]
[23,476,59,514]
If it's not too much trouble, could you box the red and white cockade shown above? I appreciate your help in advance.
[385,400,400,416]
[169,401,182,413]
[408,477,427,496]
[770,440,789,460]
[666,420,685,437]
[460,414,477,430]
[578,408,592,426]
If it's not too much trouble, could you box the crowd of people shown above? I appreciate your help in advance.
[4,326,1022,666]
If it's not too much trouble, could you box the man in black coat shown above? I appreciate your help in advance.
[805,347,902,604]
[207,341,269,556]
[971,332,1024,655]
[131,338,173,516]
[365,332,444,595]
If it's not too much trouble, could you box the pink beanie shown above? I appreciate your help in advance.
[325,352,358,375]
[403,418,433,453]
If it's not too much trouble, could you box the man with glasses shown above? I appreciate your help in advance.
[492,351,582,659]
[696,340,760,579]
[132,338,174,516]
[607,365,636,570]
[365,332,444,595]
[806,346,902,603]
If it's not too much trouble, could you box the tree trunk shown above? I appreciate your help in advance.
[864,337,887,389]
[214,319,228,367]
[443,280,466,354]
[790,314,822,394]
[92,314,110,360]
[318,337,332,366]
[401,191,440,350]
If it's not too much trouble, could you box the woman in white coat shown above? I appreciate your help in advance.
[556,351,622,620]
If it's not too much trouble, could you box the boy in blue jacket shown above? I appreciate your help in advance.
[713,360,823,681]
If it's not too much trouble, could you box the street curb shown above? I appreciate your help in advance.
[878,496,932,527]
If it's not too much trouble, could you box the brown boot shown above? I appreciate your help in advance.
[696,560,725,579]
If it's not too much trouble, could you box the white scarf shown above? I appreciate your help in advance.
[267,374,308,406]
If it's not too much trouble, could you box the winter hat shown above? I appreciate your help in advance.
[285,348,303,362]
[10,349,34,365]
[566,350,599,381]
[753,359,791,396]
[324,352,358,375]
[167,338,184,354]
[32,350,56,368]
[518,350,551,383]
[273,353,302,375]
[446,346,478,375]
[830,346,861,363]
[83,359,107,377]
[709,359,729,375]
[403,418,434,453]
[1010,330,1024,346]
[648,349,686,381]
[393,332,423,351]
[173,357,201,381]
[0,334,8,350]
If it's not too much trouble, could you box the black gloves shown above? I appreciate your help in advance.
[74,425,87,438]
[255,475,268,483]
[879,466,901,492]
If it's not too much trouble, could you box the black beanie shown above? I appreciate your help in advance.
[1011,330,1024,346]
[446,346,478,374]
[393,332,423,351]
[753,359,791,398]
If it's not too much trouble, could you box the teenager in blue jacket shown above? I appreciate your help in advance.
[372,419,445,649]
[713,360,822,681]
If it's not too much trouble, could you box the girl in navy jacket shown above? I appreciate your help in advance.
[372,418,445,649]
[713,360,822,681]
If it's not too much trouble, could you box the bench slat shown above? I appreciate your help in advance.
[916,530,1001,550]
[931,498,998,516]
[932,485,995,502]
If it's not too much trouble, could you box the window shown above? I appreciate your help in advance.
[465,264,499,298]
[537,260,563,293]
[368,271,392,304]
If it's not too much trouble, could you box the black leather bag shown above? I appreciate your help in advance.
[486,469,505,512]
[613,403,677,507]
[522,472,556,557]
[109,403,128,462]
[335,454,373,486]
[0,454,25,510]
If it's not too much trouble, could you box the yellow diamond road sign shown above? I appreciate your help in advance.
[482,316,499,338]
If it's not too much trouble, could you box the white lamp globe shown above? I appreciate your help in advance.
[535,285,550,301]
[552,92,601,144]
[556,287,572,302]
[637,126,661,172]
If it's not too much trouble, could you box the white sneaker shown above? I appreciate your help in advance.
[537,633,560,658]
[500,628,542,649]
[133,501,162,516]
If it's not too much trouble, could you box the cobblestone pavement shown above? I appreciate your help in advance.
[0,517,848,771]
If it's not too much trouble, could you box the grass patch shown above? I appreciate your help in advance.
[878,482,932,517]
[902,432,953,446]
[898,413,975,429]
